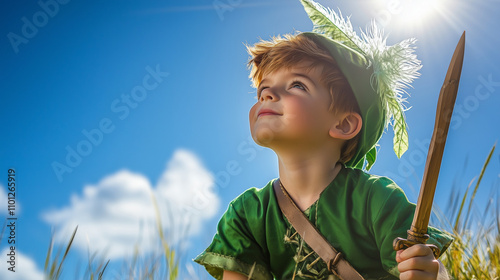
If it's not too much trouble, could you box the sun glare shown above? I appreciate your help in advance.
[398,0,445,24]
[371,0,449,32]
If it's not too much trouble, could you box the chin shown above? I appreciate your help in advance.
[251,129,278,147]
[250,118,287,143]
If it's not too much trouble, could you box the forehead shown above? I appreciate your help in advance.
[260,60,325,83]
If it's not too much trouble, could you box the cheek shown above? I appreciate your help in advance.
[249,103,258,128]
[284,98,329,131]
[284,98,315,122]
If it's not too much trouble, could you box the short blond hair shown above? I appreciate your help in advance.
[246,33,361,163]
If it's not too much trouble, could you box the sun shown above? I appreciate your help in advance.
[397,0,446,24]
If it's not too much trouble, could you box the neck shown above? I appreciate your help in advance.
[276,148,342,211]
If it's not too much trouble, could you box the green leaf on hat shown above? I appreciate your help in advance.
[390,99,409,158]
[300,0,364,54]
[365,146,377,171]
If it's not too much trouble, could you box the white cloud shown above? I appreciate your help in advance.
[43,149,219,259]
[0,247,43,280]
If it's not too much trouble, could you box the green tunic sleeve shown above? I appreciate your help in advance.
[367,176,454,277]
[194,189,273,280]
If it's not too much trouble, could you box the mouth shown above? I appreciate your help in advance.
[257,109,281,117]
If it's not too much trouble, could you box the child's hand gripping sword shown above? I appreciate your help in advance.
[393,31,466,258]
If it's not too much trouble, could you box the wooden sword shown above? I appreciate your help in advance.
[393,31,466,258]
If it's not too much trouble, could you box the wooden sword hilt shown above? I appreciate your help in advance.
[393,227,440,258]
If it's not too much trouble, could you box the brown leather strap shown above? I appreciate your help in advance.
[273,179,365,280]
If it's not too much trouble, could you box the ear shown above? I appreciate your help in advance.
[329,112,362,140]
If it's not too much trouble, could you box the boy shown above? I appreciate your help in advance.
[195,1,453,279]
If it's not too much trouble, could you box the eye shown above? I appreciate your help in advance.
[290,80,306,91]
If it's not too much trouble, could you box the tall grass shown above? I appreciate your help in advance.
[435,144,500,279]
[44,226,90,280]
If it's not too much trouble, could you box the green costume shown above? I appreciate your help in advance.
[194,165,453,279]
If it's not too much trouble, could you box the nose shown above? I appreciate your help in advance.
[260,88,278,102]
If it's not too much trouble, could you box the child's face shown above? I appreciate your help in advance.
[249,61,340,149]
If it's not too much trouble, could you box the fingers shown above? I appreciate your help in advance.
[398,244,435,261]
[397,245,440,280]
[398,254,439,273]
[399,269,439,280]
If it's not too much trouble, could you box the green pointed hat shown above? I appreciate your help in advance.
[299,0,421,170]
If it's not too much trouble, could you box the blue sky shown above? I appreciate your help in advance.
[1,0,499,279]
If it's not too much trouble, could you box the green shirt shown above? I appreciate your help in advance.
[194,165,453,279]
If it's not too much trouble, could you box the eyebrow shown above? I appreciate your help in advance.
[259,72,317,89]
